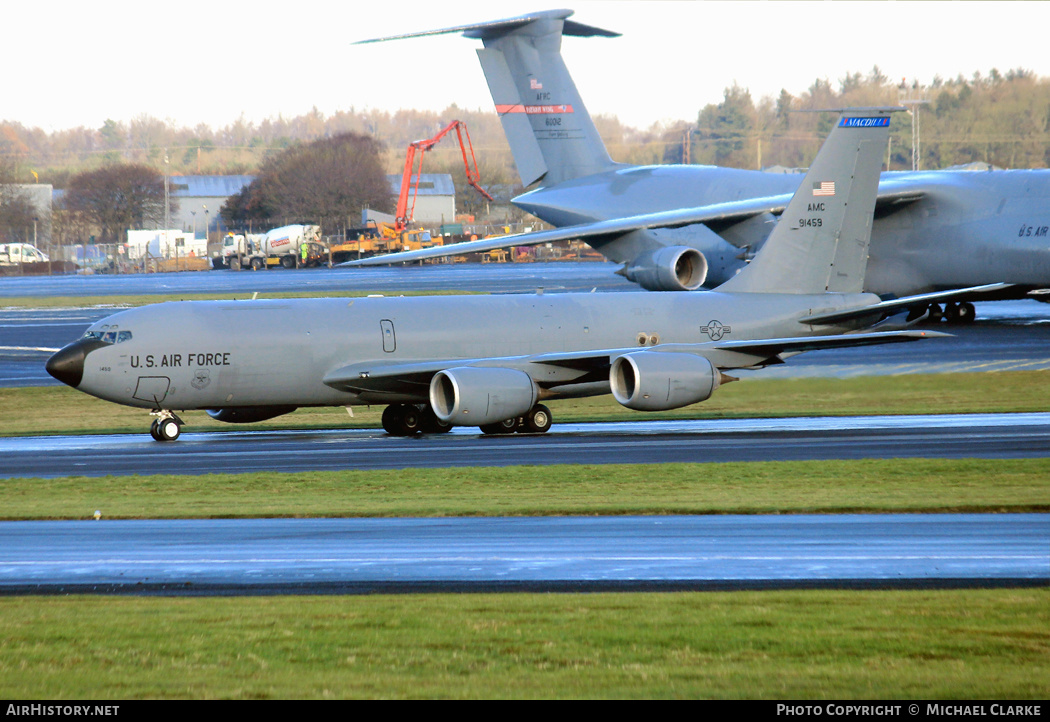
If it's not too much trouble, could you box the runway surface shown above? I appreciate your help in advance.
[1,514,1044,595]
[4,265,1048,597]
[3,413,1050,477]
[0,261,633,299]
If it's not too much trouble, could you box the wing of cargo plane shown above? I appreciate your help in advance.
[339,183,927,269]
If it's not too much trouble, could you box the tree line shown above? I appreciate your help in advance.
[681,66,1050,171]
[4,66,1049,186]
[4,67,1050,245]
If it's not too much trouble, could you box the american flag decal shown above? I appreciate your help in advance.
[812,181,836,197]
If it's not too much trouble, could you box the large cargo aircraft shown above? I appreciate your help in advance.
[48,108,999,441]
[349,9,1050,323]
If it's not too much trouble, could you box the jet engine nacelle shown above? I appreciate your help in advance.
[206,406,298,424]
[623,246,708,292]
[610,352,721,411]
[430,367,538,426]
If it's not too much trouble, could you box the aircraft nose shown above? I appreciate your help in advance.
[46,342,88,388]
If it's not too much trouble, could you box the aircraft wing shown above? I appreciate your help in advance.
[340,183,927,267]
[322,329,945,398]
[800,283,1013,325]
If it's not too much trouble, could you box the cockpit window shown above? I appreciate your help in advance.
[81,328,132,345]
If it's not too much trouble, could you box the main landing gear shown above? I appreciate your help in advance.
[926,301,976,324]
[382,404,453,436]
[149,411,183,442]
[381,403,553,436]
[479,404,552,436]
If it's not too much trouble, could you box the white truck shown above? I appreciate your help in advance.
[0,242,49,266]
[218,224,322,270]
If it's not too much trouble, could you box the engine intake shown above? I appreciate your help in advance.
[610,352,720,411]
[623,246,708,292]
[430,367,538,426]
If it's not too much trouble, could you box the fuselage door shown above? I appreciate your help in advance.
[380,319,396,353]
[132,376,171,405]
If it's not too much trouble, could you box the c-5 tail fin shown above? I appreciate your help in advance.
[357,9,621,188]
[716,108,899,295]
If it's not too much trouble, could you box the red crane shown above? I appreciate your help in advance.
[395,120,494,232]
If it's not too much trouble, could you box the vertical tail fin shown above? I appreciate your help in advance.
[358,9,621,188]
[716,108,898,295]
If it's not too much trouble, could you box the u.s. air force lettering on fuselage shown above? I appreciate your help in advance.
[129,352,232,369]
[1018,224,1049,238]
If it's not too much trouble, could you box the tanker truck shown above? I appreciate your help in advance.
[218,224,322,270]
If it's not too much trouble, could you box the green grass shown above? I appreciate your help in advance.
[3,459,1048,520]
[5,369,1050,437]
[4,351,1048,698]
[0,589,1045,699]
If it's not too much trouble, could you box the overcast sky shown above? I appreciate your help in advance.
[6,1,1048,133]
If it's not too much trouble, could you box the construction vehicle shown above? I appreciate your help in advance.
[395,120,493,232]
[329,222,443,264]
[218,224,322,270]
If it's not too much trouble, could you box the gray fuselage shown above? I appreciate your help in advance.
[66,290,873,412]
[517,166,1050,295]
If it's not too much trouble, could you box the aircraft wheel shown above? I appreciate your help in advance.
[419,406,453,434]
[944,302,961,324]
[957,302,976,324]
[149,419,161,441]
[479,418,519,435]
[382,404,421,436]
[927,303,943,322]
[523,404,552,433]
[381,405,408,435]
[155,417,181,442]
[397,405,422,435]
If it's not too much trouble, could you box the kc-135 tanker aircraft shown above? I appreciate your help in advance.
[46,108,1004,441]
[349,9,1050,322]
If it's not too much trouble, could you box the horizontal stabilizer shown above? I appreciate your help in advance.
[354,9,620,44]
[800,283,1013,325]
[701,329,949,358]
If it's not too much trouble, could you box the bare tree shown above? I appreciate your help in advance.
[0,158,40,243]
[222,133,391,229]
[62,164,176,242]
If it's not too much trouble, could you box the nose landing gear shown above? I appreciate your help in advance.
[149,411,183,442]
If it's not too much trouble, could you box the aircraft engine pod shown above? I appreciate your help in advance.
[624,246,708,292]
[610,352,721,411]
[206,406,299,423]
[430,367,538,426]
